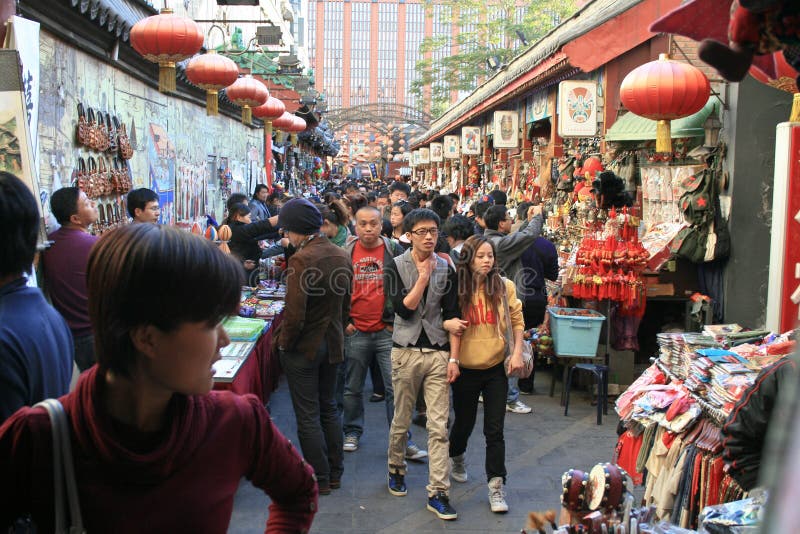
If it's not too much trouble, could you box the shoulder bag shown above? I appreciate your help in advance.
[501,285,534,378]
[33,399,86,534]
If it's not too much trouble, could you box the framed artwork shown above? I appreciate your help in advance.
[443,135,460,158]
[419,147,430,164]
[527,90,550,123]
[462,126,481,155]
[558,80,598,137]
[493,110,518,148]
[430,142,443,162]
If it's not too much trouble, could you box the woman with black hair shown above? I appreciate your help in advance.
[249,184,271,222]
[226,203,279,269]
[0,224,317,532]
[448,235,525,514]
[316,199,351,248]
[388,200,413,250]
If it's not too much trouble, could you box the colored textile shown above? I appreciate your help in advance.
[0,278,73,424]
[350,240,388,332]
[0,366,317,533]
[42,226,98,336]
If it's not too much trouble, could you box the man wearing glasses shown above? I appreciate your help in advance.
[384,208,467,521]
[126,188,160,224]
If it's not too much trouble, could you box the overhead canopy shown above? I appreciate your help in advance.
[605,96,720,142]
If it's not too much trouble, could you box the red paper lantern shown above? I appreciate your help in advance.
[252,96,286,121]
[130,9,204,93]
[288,116,307,133]
[620,54,710,153]
[185,51,240,116]
[225,75,269,125]
[272,112,296,132]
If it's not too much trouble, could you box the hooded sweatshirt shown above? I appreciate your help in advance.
[0,366,317,534]
[458,278,524,370]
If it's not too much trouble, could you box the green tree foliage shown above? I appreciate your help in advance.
[411,0,577,118]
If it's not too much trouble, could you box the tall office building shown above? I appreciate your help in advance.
[307,1,536,114]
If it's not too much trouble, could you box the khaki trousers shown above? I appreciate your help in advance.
[387,347,451,496]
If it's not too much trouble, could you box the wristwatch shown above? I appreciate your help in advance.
[448,358,459,364]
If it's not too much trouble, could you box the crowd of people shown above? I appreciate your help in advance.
[0,170,563,531]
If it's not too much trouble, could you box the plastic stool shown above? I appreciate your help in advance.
[563,363,609,425]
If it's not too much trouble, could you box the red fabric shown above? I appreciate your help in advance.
[706,456,726,506]
[349,240,387,332]
[0,365,317,533]
[613,430,644,485]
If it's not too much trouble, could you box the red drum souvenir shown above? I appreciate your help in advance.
[561,469,589,512]
[587,463,628,511]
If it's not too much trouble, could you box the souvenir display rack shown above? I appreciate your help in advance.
[611,330,794,529]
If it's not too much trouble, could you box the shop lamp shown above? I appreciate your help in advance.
[703,112,722,148]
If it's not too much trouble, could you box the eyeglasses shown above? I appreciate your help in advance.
[410,228,439,237]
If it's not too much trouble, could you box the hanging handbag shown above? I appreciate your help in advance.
[33,399,86,534]
[501,283,534,379]
[106,112,117,154]
[76,103,88,147]
[116,117,133,160]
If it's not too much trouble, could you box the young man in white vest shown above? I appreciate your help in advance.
[384,208,467,520]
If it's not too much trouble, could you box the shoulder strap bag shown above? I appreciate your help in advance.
[501,283,534,379]
[33,399,86,534]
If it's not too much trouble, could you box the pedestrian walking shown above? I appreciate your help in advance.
[277,198,353,495]
[448,235,526,513]
[384,208,465,521]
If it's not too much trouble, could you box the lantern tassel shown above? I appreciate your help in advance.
[206,90,219,116]
[158,62,177,93]
[656,120,672,153]
[790,93,800,123]
[242,106,252,125]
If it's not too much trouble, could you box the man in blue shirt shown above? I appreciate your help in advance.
[0,172,73,423]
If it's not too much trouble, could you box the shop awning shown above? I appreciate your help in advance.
[605,97,720,142]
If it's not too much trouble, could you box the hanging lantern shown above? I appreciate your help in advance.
[225,75,269,125]
[130,9,204,93]
[272,111,296,132]
[253,96,286,122]
[289,116,307,133]
[620,54,710,153]
[185,51,240,115]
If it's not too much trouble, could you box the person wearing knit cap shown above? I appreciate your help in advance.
[277,198,354,495]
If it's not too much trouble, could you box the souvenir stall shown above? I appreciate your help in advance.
[611,329,794,531]
[208,224,287,403]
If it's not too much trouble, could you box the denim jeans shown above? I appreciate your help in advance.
[343,328,394,438]
[449,362,508,482]
[280,344,344,487]
[507,376,519,404]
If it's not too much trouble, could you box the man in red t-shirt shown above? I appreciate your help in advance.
[342,206,427,462]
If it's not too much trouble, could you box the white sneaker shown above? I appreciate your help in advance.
[506,400,532,414]
[450,454,468,483]
[343,435,359,452]
[488,477,509,513]
[405,441,428,461]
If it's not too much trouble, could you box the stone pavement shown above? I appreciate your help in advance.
[228,369,621,533]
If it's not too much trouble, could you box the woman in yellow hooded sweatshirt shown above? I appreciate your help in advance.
[448,235,526,514]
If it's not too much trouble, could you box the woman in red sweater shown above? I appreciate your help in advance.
[0,224,317,534]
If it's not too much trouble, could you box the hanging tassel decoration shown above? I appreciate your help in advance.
[159,62,177,93]
[655,119,672,153]
[206,90,219,116]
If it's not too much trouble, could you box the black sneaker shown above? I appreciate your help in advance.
[388,470,407,496]
[369,393,385,403]
[427,491,457,520]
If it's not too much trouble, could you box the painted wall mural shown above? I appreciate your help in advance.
[36,31,263,231]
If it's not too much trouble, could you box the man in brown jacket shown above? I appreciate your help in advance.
[278,198,353,495]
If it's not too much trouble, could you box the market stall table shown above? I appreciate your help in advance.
[213,313,283,404]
